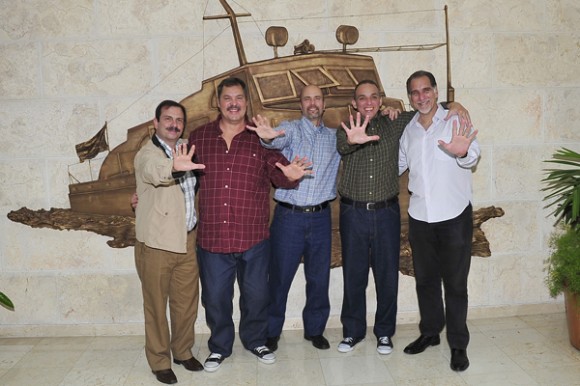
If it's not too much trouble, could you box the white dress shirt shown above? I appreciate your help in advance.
[398,104,480,223]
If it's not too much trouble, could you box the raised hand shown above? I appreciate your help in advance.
[276,156,314,182]
[341,112,380,145]
[445,102,472,128]
[438,119,478,158]
[172,143,206,172]
[380,106,401,120]
[130,192,138,210]
[246,114,285,141]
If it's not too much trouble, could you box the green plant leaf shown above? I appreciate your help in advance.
[0,291,14,311]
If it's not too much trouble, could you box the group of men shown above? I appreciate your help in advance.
[134,71,480,384]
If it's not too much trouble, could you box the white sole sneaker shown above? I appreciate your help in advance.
[203,353,224,372]
[337,337,363,353]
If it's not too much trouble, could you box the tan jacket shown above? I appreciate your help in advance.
[134,139,188,253]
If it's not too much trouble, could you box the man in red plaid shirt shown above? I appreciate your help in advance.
[188,77,312,372]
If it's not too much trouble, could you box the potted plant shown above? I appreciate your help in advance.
[542,147,580,350]
[0,291,14,311]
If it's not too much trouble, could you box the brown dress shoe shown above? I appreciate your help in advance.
[152,369,177,384]
[173,356,204,371]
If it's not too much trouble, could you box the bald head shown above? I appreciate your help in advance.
[300,85,325,125]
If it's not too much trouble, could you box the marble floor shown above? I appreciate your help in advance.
[0,313,579,386]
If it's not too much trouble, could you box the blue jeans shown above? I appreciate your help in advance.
[339,201,401,339]
[268,204,331,338]
[197,240,270,357]
[408,204,472,349]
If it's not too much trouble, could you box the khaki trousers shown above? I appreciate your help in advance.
[135,231,199,371]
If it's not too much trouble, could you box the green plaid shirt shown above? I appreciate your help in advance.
[337,111,415,202]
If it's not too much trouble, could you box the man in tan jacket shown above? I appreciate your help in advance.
[134,100,205,384]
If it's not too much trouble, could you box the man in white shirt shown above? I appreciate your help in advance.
[398,70,480,372]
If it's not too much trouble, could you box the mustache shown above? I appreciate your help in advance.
[227,105,241,111]
[166,126,181,132]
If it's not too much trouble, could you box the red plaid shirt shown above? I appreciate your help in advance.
[189,117,298,253]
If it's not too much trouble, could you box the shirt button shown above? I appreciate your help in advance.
[225,185,229,188]
[370,175,373,179]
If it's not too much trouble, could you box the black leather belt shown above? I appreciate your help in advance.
[277,200,330,213]
[340,196,398,210]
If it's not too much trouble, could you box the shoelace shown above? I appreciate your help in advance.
[378,337,391,345]
[208,353,222,359]
[342,337,354,344]
[254,346,269,354]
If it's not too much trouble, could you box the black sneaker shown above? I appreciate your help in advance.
[266,336,280,352]
[203,353,224,372]
[337,337,364,353]
[377,336,393,355]
[250,346,276,364]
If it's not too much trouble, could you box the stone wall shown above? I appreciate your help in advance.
[1,0,578,336]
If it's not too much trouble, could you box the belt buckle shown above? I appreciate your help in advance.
[366,202,375,210]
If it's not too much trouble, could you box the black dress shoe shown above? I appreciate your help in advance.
[305,334,330,350]
[266,336,280,352]
[403,334,440,354]
[152,369,177,384]
[173,356,204,371]
[450,348,469,371]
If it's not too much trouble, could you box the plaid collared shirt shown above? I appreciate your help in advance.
[263,116,340,206]
[337,111,415,202]
[189,117,298,253]
[155,135,197,231]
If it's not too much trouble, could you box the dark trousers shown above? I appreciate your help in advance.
[408,204,473,349]
[268,204,331,338]
[197,240,270,357]
[339,201,401,339]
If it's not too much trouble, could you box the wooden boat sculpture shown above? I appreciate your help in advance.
[7,0,504,275]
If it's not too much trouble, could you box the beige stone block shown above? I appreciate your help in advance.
[43,40,152,97]
[495,34,580,87]
[0,43,40,98]
[453,89,542,144]
[489,252,552,305]
[0,275,59,324]
[468,257,492,306]
[493,146,553,200]
[58,274,142,323]
[2,222,114,271]
[375,32,447,91]
[545,89,580,142]
[329,0,435,31]
[102,97,159,150]
[450,33,493,88]
[482,201,542,253]
[0,0,93,40]
[96,0,202,36]
[447,0,543,31]
[155,37,205,95]
[109,248,136,271]
[472,148,492,203]
[0,161,47,209]
[547,0,580,31]
[397,274,419,312]
[0,100,100,157]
